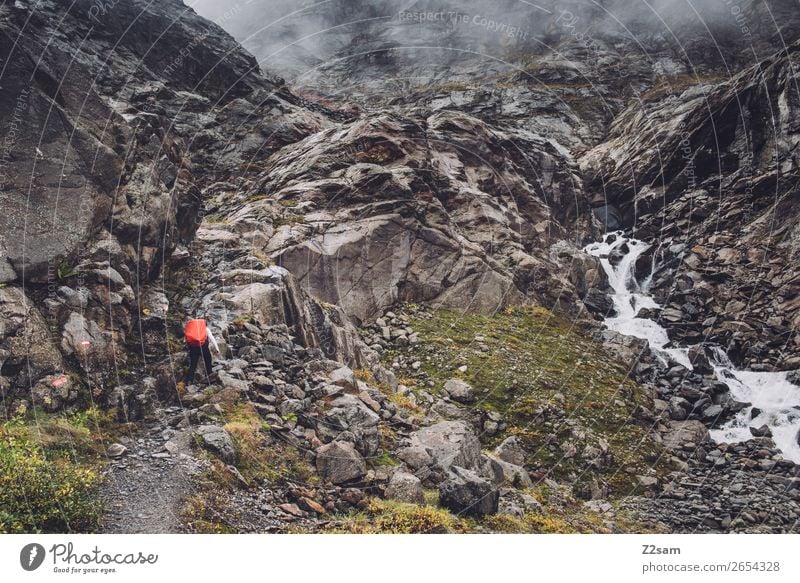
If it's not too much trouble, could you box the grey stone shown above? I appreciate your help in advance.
[443,378,477,403]
[30,374,76,413]
[396,446,433,470]
[0,286,64,388]
[61,312,113,368]
[195,425,238,464]
[439,466,499,517]
[329,366,358,391]
[749,424,772,438]
[494,436,526,466]
[315,441,367,484]
[218,371,249,391]
[0,259,16,283]
[385,471,425,504]
[662,420,709,451]
[107,443,128,458]
[702,404,724,420]
[478,453,505,486]
[407,420,481,473]
[317,394,381,456]
[637,475,659,488]
[485,453,533,488]
[106,384,150,422]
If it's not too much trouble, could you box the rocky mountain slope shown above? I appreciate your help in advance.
[1,0,798,534]
[582,39,800,370]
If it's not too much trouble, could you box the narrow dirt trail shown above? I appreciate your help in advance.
[98,418,201,533]
[98,215,226,534]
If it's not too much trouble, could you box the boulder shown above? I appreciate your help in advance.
[395,445,433,470]
[598,330,649,369]
[749,424,772,438]
[443,378,477,403]
[484,453,533,488]
[702,403,724,421]
[107,443,128,458]
[407,420,481,473]
[493,436,526,466]
[217,371,249,392]
[688,345,714,375]
[385,471,425,504]
[329,366,358,392]
[194,425,238,464]
[316,394,380,456]
[0,286,64,387]
[106,384,151,422]
[61,311,114,370]
[439,466,499,517]
[582,288,614,316]
[661,420,709,451]
[30,374,76,413]
[591,204,622,231]
[636,475,659,489]
[315,441,367,484]
[478,454,505,486]
[138,288,169,329]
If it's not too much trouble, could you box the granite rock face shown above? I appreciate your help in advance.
[0,0,332,406]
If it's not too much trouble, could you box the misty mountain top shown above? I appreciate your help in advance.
[187,0,800,96]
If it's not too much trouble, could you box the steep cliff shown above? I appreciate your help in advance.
[2,0,799,535]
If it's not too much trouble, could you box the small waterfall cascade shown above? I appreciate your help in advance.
[585,231,800,462]
[583,233,692,368]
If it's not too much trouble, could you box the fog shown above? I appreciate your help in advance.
[184,1,795,84]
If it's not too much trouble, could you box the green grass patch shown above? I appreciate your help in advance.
[386,305,668,496]
[181,400,317,532]
[480,483,661,533]
[0,413,106,533]
[371,451,400,467]
[320,498,468,534]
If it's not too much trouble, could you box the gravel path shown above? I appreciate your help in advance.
[99,420,205,533]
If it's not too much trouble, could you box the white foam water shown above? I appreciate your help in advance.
[585,231,800,463]
[708,348,800,463]
[583,232,692,368]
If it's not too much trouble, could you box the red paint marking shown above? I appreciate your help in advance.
[51,376,68,388]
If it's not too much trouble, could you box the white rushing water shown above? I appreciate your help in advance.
[583,233,692,368]
[585,231,800,463]
[709,348,800,462]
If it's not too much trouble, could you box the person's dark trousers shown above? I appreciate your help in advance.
[185,340,213,384]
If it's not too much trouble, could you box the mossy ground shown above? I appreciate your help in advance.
[0,409,112,533]
[313,497,471,534]
[385,305,668,497]
[181,394,318,533]
[316,481,661,534]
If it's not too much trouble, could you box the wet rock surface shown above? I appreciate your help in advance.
[3,0,800,535]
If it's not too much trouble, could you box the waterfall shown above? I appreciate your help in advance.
[583,232,692,369]
[585,231,800,463]
[709,348,800,463]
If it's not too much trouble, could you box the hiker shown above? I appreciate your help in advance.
[182,317,221,385]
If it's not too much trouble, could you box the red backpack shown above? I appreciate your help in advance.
[184,319,208,347]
